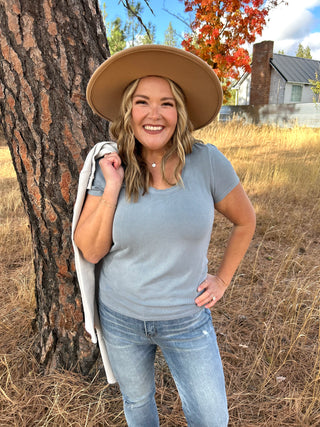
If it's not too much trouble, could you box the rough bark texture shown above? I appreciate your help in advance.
[0,0,110,374]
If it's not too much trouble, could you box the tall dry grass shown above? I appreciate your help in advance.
[1,121,320,426]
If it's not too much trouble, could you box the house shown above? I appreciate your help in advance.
[234,40,320,106]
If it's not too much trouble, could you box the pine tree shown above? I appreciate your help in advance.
[304,46,312,59]
[0,0,109,374]
[164,22,179,47]
[296,43,305,57]
[140,22,156,44]
[124,0,144,46]
[108,17,126,54]
[296,43,312,59]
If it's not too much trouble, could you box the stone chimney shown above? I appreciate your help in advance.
[249,40,274,105]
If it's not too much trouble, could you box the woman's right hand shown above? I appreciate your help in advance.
[74,152,124,263]
[99,152,124,191]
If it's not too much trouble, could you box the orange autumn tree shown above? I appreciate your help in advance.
[182,0,284,100]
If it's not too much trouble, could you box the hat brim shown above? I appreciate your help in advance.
[86,45,223,130]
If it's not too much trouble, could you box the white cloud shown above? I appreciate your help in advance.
[257,0,320,58]
[302,32,320,59]
[264,9,313,40]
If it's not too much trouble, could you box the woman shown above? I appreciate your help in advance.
[74,45,256,426]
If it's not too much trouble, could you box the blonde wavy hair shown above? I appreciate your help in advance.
[110,77,195,201]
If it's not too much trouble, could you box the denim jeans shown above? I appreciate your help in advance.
[99,302,228,427]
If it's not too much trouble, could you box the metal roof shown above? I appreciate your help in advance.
[270,54,320,84]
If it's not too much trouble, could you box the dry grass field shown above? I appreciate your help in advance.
[1,121,320,426]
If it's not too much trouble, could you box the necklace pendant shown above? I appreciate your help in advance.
[151,162,156,168]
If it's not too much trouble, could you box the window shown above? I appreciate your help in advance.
[291,85,302,102]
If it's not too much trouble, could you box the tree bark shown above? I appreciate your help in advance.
[0,0,110,374]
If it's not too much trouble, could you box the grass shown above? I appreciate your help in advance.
[1,120,320,426]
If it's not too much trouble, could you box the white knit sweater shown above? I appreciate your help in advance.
[71,141,117,383]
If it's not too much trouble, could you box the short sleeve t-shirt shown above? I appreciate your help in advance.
[88,142,239,320]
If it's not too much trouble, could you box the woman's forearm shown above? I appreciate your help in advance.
[216,221,256,286]
[195,220,256,308]
[74,186,119,263]
[75,153,124,263]
[212,183,256,287]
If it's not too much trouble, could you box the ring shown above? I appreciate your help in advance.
[212,296,217,302]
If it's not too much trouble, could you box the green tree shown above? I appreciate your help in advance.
[296,43,304,57]
[123,0,156,46]
[139,22,156,44]
[296,43,312,59]
[121,0,155,39]
[124,0,144,46]
[309,72,320,103]
[304,46,312,59]
[108,17,126,54]
[164,22,179,47]
[101,3,125,53]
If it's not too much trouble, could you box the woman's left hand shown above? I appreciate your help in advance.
[195,274,228,308]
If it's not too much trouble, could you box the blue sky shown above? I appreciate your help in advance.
[101,0,190,44]
[101,0,320,59]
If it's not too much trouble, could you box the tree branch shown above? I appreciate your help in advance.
[142,0,155,16]
[120,0,154,38]
[162,7,192,33]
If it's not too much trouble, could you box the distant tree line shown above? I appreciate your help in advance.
[296,43,312,59]
[278,43,313,59]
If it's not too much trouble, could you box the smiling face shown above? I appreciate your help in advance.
[131,76,178,160]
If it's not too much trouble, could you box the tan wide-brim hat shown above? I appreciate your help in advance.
[86,45,223,130]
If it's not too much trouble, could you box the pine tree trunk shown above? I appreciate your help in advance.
[0,0,110,374]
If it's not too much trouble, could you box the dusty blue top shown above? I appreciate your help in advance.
[89,142,239,320]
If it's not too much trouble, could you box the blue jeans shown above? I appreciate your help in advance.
[99,302,228,427]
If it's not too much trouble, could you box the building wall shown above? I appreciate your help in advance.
[269,69,286,104]
[284,84,315,103]
[236,74,251,105]
[243,69,316,105]
[220,103,320,127]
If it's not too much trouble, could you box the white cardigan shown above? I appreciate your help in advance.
[71,141,117,383]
